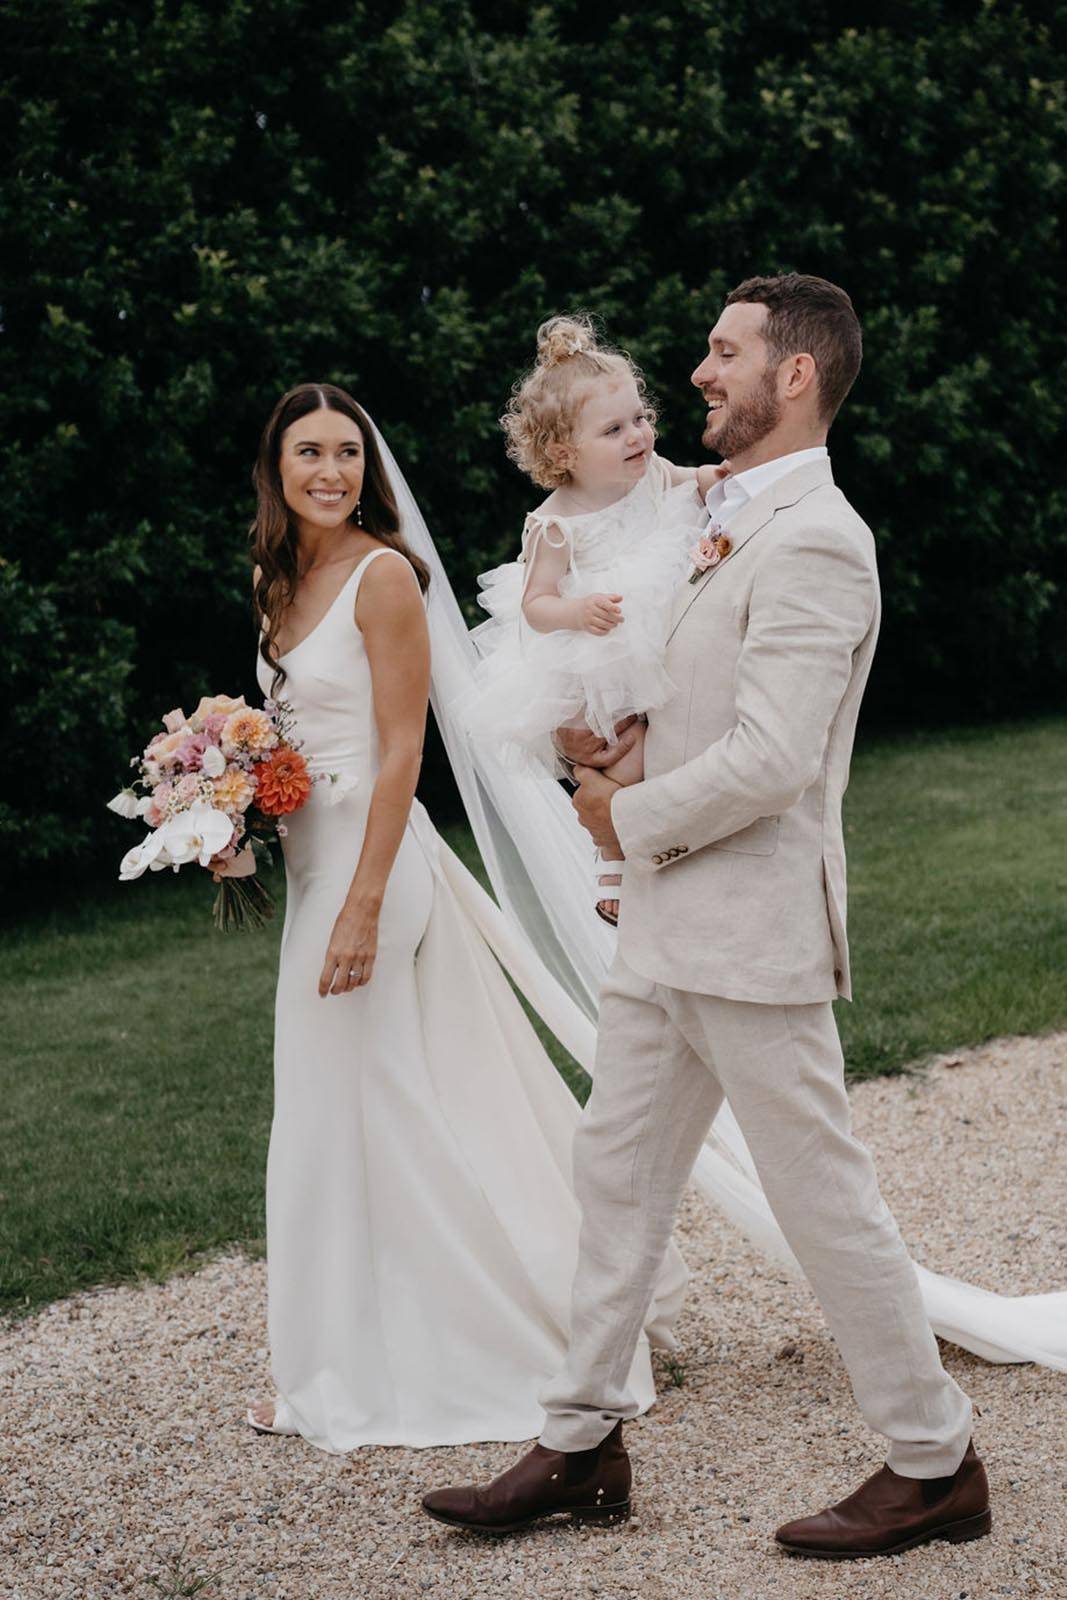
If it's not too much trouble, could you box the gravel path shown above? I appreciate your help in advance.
[3,1032,1065,1599]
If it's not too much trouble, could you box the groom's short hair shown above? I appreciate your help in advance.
[726,273,862,425]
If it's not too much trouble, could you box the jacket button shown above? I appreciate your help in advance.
[652,853,664,865]
[679,844,688,854]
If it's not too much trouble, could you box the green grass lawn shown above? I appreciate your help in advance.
[2,717,1065,1317]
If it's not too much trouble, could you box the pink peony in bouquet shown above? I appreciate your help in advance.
[108,693,317,930]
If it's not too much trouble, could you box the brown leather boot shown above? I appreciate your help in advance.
[421,1422,632,1534]
[775,1439,991,1559]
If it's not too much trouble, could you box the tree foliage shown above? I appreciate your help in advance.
[2,0,1065,876]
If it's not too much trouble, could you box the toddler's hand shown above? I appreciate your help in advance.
[580,593,624,636]
[696,461,732,497]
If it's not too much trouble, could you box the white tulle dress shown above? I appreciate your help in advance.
[456,454,705,771]
[255,547,687,1452]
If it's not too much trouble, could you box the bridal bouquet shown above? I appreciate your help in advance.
[107,693,314,931]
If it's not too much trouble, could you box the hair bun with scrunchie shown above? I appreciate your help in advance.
[535,314,600,367]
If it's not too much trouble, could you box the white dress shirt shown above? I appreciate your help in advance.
[706,445,829,528]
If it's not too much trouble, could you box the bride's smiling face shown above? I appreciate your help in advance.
[567,377,655,490]
[279,407,365,531]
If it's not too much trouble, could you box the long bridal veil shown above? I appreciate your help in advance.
[371,419,1067,1375]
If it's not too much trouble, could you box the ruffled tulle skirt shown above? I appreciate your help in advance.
[454,503,701,772]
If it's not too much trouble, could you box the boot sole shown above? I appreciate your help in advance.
[423,1499,632,1535]
[776,1507,992,1560]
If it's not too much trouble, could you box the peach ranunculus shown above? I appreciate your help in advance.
[252,748,312,816]
[189,693,247,731]
[213,765,257,814]
[220,706,277,760]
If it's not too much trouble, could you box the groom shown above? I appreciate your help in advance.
[422,274,990,1557]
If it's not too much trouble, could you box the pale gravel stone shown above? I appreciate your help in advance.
[1,1031,1065,1599]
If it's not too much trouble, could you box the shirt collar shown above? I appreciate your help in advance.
[706,445,829,520]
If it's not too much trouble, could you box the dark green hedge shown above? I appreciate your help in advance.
[2,0,1065,879]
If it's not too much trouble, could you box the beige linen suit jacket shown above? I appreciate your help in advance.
[610,456,879,1006]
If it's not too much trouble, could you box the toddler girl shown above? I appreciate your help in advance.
[456,315,725,924]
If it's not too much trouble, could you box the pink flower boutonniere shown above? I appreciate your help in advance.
[687,525,734,583]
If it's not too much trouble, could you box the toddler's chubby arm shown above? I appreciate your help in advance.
[658,458,731,497]
[521,523,625,637]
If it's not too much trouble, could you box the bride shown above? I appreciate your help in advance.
[246,384,1064,1451]
[245,382,687,1449]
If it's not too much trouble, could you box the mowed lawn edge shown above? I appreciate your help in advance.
[1,716,1064,1316]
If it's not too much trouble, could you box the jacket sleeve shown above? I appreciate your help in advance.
[611,524,878,868]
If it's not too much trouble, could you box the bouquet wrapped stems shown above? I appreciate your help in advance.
[212,873,276,933]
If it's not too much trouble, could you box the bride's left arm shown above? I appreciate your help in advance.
[318,555,430,997]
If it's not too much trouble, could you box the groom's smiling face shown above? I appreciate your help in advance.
[692,302,783,460]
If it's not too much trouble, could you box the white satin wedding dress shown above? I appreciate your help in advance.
[256,547,686,1452]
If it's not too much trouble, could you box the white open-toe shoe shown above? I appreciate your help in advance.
[595,851,624,928]
[245,1398,301,1436]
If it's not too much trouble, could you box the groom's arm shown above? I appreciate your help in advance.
[611,524,878,868]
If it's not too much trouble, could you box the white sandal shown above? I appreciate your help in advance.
[245,1398,300,1436]
[595,852,624,928]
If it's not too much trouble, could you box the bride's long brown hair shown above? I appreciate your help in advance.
[251,383,430,693]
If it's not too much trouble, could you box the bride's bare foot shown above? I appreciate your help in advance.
[249,1397,277,1428]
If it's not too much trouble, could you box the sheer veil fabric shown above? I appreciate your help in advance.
[371,420,1067,1375]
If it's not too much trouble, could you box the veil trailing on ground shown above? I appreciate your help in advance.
[371,419,1067,1375]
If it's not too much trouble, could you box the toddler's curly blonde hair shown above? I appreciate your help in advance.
[500,315,656,490]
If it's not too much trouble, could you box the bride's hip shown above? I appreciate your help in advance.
[279,808,434,953]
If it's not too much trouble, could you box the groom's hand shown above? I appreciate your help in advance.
[554,716,639,770]
[572,766,624,857]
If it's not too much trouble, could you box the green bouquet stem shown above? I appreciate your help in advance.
[212,872,276,933]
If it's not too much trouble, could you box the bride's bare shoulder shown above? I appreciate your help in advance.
[354,545,424,620]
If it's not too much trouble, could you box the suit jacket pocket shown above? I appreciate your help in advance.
[709,815,780,856]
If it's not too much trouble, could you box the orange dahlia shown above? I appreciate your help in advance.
[252,747,312,815]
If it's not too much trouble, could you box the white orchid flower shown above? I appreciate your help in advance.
[161,803,234,867]
[200,744,226,778]
[107,788,142,820]
[118,827,172,880]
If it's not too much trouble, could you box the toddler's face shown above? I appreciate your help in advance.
[570,377,655,490]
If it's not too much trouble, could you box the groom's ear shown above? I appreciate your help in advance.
[782,351,819,404]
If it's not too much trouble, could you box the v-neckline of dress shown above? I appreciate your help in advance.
[275,553,374,664]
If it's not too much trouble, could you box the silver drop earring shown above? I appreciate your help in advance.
[356,499,363,526]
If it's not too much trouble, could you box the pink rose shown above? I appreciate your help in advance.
[688,535,722,573]
[162,708,187,733]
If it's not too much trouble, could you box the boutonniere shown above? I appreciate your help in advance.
[687,524,733,583]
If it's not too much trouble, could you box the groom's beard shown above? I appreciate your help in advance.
[702,365,783,459]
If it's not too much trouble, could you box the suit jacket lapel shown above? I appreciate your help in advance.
[667,458,835,641]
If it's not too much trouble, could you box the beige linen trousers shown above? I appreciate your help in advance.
[538,458,973,1476]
